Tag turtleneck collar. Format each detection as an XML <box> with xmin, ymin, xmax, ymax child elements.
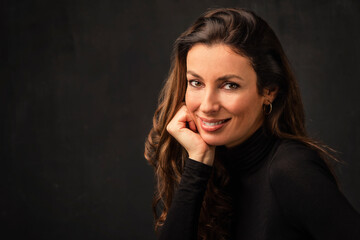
<box><xmin>215</xmin><ymin>127</ymin><xmax>278</xmax><ymax>176</ymax></box>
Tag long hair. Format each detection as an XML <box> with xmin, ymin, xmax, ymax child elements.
<box><xmin>144</xmin><ymin>8</ymin><xmax>337</xmax><ymax>240</ymax></box>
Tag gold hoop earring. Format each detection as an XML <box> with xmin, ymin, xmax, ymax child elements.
<box><xmin>263</xmin><ymin>102</ymin><xmax>272</xmax><ymax>115</ymax></box>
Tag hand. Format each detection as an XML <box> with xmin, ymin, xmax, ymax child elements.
<box><xmin>166</xmin><ymin>105</ymin><xmax>215</xmax><ymax>166</ymax></box>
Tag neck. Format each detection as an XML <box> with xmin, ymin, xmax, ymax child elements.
<box><xmin>216</xmin><ymin>126</ymin><xmax>277</xmax><ymax>175</ymax></box>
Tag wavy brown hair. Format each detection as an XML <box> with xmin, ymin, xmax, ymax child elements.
<box><xmin>144</xmin><ymin>8</ymin><xmax>337</xmax><ymax>240</ymax></box>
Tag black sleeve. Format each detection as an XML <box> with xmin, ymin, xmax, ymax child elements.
<box><xmin>159</xmin><ymin>158</ymin><xmax>212</xmax><ymax>240</ymax></box>
<box><xmin>269</xmin><ymin>143</ymin><xmax>360</xmax><ymax>239</ymax></box>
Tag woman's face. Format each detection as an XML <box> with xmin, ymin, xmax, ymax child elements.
<box><xmin>185</xmin><ymin>43</ymin><xmax>271</xmax><ymax>147</ymax></box>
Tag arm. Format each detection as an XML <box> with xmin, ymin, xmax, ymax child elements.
<box><xmin>160</xmin><ymin>105</ymin><xmax>215</xmax><ymax>239</ymax></box>
<box><xmin>159</xmin><ymin>158</ymin><xmax>212</xmax><ymax>240</ymax></box>
<box><xmin>269</xmin><ymin>143</ymin><xmax>360</xmax><ymax>239</ymax></box>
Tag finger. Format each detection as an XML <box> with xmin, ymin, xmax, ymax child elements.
<box><xmin>181</xmin><ymin>105</ymin><xmax>197</xmax><ymax>132</ymax></box>
<box><xmin>173</xmin><ymin>106</ymin><xmax>190</xmax><ymax>127</ymax></box>
<box><xmin>181</xmin><ymin>107</ymin><xmax>197</xmax><ymax>132</ymax></box>
<box><xmin>188</xmin><ymin>119</ymin><xmax>197</xmax><ymax>132</ymax></box>
<box><xmin>167</xmin><ymin>106</ymin><xmax>189</xmax><ymax>133</ymax></box>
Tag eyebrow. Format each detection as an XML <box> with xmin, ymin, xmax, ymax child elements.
<box><xmin>186</xmin><ymin>70</ymin><xmax>244</xmax><ymax>82</ymax></box>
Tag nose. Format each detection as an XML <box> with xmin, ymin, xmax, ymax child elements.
<box><xmin>199</xmin><ymin>89</ymin><xmax>220</xmax><ymax>114</ymax></box>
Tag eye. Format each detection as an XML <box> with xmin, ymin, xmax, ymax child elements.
<box><xmin>223</xmin><ymin>82</ymin><xmax>239</xmax><ymax>90</ymax></box>
<box><xmin>188</xmin><ymin>80</ymin><xmax>202</xmax><ymax>88</ymax></box>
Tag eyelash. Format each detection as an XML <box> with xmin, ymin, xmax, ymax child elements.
<box><xmin>223</xmin><ymin>82</ymin><xmax>239</xmax><ymax>90</ymax></box>
<box><xmin>188</xmin><ymin>80</ymin><xmax>202</xmax><ymax>88</ymax></box>
<box><xmin>187</xmin><ymin>80</ymin><xmax>240</xmax><ymax>90</ymax></box>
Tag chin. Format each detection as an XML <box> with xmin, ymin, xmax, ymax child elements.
<box><xmin>200</xmin><ymin>135</ymin><xmax>229</xmax><ymax>146</ymax></box>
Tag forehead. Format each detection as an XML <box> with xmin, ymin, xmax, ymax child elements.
<box><xmin>186</xmin><ymin>43</ymin><xmax>254</xmax><ymax>78</ymax></box>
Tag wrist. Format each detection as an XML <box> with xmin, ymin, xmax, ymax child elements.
<box><xmin>189</xmin><ymin>150</ymin><xmax>215</xmax><ymax>166</ymax></box>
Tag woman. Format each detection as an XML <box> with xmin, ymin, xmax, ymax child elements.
<box><xmin>144</xmin><ymin>8</ymin><xmax>360</xmax><ymax>240</ymax></box>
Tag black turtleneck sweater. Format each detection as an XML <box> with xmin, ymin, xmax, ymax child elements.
<box><xmin>158</xmin><ymin>129</ymin><xmax>360</xmax><ymax>240</ymax></box>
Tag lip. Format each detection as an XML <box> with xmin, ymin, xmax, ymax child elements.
<box><xmin>198</xmin><ymin>116</ymin><xmax>231</xmax><ymax>132</ymax></box>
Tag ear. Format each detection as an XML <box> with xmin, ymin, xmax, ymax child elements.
<box><xmin>263</xmin><ymin>87</ymin><xmax>278</xmax><ymax>103</ymax></box>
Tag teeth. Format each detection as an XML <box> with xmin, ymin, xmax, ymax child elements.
<box><xmin>202</xmin><ymin>120</ymin><xmax>226</xmax><ymax>126</ymax></box>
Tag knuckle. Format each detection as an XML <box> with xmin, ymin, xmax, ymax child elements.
<box><xmin>166</xmin><ymin>122</ymin><xmax>173</xmax><ymax>133</ymax></box>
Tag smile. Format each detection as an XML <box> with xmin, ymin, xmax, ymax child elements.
<box><xmin>202</xmin><ymin>119</ymin><xmax>228</xmax><ymax>126</ymax></box>
<box><xmin>199</xmin><ymin>117</ymin><xmax>231</xmax><ymax>132</ymax></box>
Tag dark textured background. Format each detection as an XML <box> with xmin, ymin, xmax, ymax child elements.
<box><xmin>1</xmin><ymin>0</ymin><xmax>359</xmax><ymax>239</ymax></box>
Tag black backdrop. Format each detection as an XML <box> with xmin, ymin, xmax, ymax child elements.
<box><xmin>1</xmin><ymin>0</ymin><xmax>360</xmax><ymax>239</ymax></box>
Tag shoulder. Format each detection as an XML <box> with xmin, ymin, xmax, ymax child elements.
<box><xmin>268</xmin><ymin>139</ymin><xmax>336</xmax><ymax>187</ymax></box>
<box><xmin>272</xmin><ymin>139</ymin><xmax>321</xmax><ymax>165</ymax></box>
<box><xmin>266</xmin><ymin>140</ymin><xmax>360</xmax><ymax>237</ymax></box>
<box><xmin>267</xmin><ymin>139</ymin><xmax>337</xmax><ymax>219</ymax></box>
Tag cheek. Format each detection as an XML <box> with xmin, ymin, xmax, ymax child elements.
<box><xmin>225</xmin><ymin>95</ymin><xmax>263</xmax><ymax>117</ymax></box>
<box><xmin>185</xmin><ymin>91</ymin><xmax>199</xmax><ymax>112</ymax></box>
<box><xmin>226</xmin><ymin>101</ymin><xmax>244</xmax><ymax>115</ymax></box>
<box><xmin>223</xmin><ymin>95</ymin><xmax>248</xmax><ymax>116</ymax></box>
